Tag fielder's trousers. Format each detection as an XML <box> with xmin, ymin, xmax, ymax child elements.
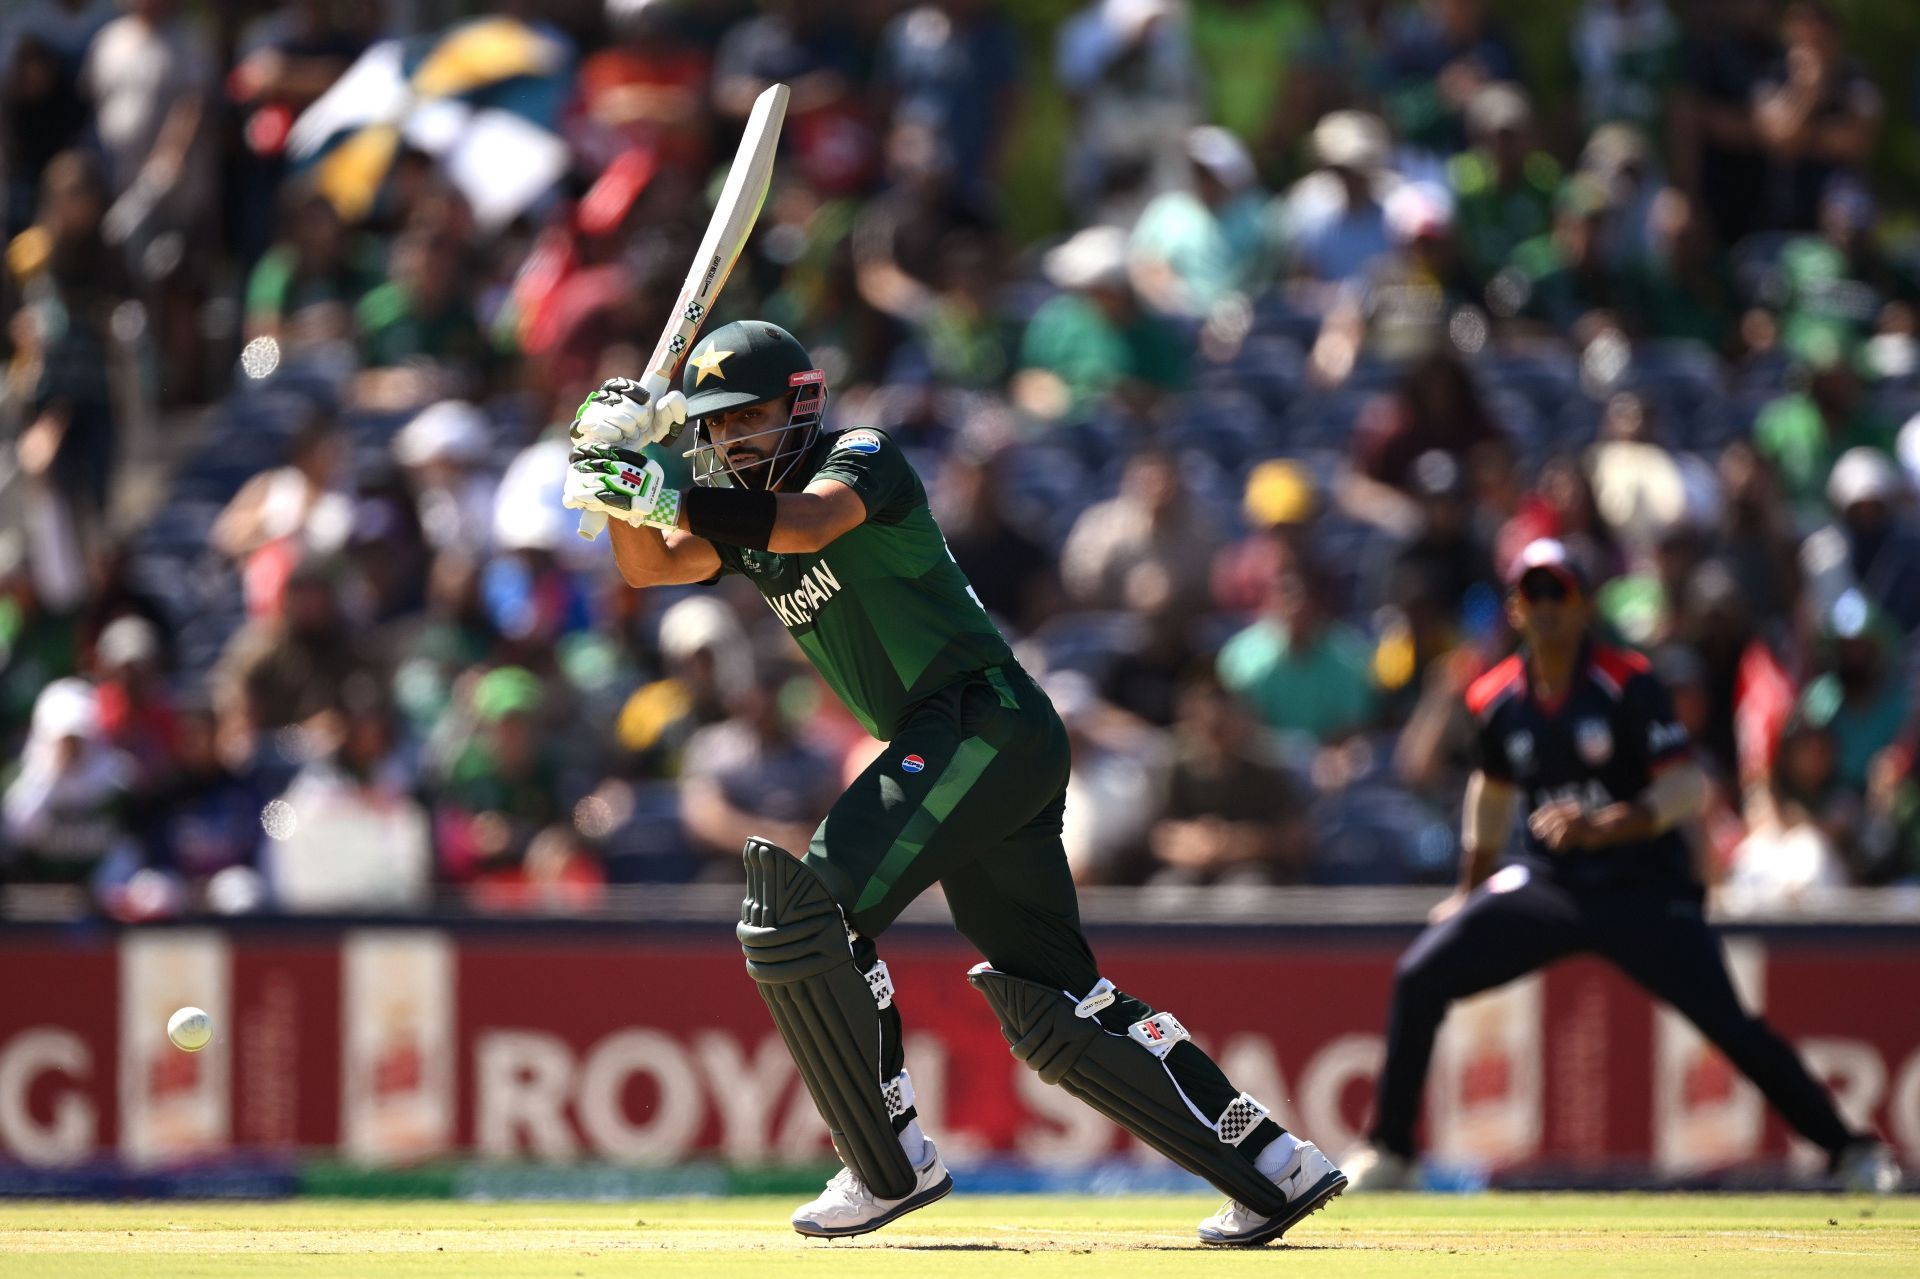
<box><xmin>1368</xmin><ymin>865</ymin><xmax>1856</xmax><ymax>1160</ymax></box>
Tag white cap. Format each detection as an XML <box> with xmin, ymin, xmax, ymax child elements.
<box><xmin>1043</xmin><ymin>225</ymin><xmax>1132</xmax><ymax>291</ymax></box>
<box><xmin>1312</xmin><ymin>110</ymin><xmax>1390</xmax><ymax>172</ymax></box>
<box><xmin>658</xmin><ymin>596</ymin><xmax>752</xmax><ymax>697</ymax></box>
<box><xmin>395</xmin><ymin>400</ymin><xmax>490</xmax><ymax>468</ymax></box>
<box><xmin>1466</xmin><ymin>82</ymin><xmax>1532</xmax><ymax>139</ymax></box>
<box><xmin>32</xmin><ymin>677</ymin><xmax>99</xmax><ymax>743</ymax></box>
<box><xmin>97</xmin><ymin>615</ymin><xmax>161</xmax><ymax>669</ymax></box>
<box><xmin>1385</xmin><ymin>181</ymin><xmax>1454</xmax><ymax>243</ymax></box>
<box><xmin>1827</xmin><ymin>447</ymin><xmax>1901</xmax><ymax>510</ymax></box>
<box><xmin>1184</xmin><ymin>125</ymin><xmax>1255</xmax><ymax>191</ymax></box>
<box><xmin>1102</xmin><ymin>0</ymin><xmax>1176</xmax><ymax>40</ymax></box>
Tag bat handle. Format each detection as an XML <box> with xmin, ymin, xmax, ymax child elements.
<box><xmin>577</xmin><ymin>510</ymin><xmax>609</xmax><ymax>540</ymax></box>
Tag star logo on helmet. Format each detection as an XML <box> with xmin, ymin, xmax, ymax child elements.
<box><xmin>689</xmin><ymin>344</ymin><xmax>733</xmax><ymax>385</ymax></box>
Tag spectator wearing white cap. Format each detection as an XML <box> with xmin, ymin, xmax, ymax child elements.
<box><xmin>394</xmin><ymin>399</ymin><xmax>498</xmax><ymax>553</ymax></box>
<box><xmin>1310</xmin><ymin>180</ymin><xmax>1468</xmax><ymax>384</ymax></box>
<box><xmin>3</xmin><ymin>677</ymin><xmax>140</xmax><ymax>892</ymax></box>
<box><xmin>92</xmin><ymin>614</ymin><xmax>178</xmax><ymax>794</ymax></box>
<box><xmin>1129</xmin><ymin>124</ymin><xmax>1269</xmax><ymax>317</ymax></box>
<box><xmin>1013</xmin><ymin>224</ymin><xmax>1191</xmax><ymax>423</ymax></box>
<box><xmin>1271</xmin><ymin>110</ymin><xmax>1401</xmax><ymax>293</ymax></box>
<box><xmin>1799</xmin><ymin>446</ymin><xmax>1920</xmax><ymax>634</ymax></box>
<box><xmin>1055</xmin><ymin>0</ymin><xmax>1200</xmax><ymax>223</ymax></box>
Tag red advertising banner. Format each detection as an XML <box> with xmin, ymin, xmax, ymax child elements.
<box><xmin>3</xmin><ymin>926</ymin><xmax>1917</xmax><ymax>1179</ymax></box>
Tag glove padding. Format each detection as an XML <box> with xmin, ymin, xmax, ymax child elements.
<box><xmin>562</xmin><ymin>445</ymin><xmax>683</xmax><ymax>531</ymax></box>
<box><xmin>571</xmin><ymin>377</ymin><xmax>688</xmax><ymax>450</ymax></box>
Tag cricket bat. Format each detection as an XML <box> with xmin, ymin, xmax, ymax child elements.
<box><xmin>578</xmin><ymin>82</ymin><xmax>791</xmax><ymax>539</ymax></box>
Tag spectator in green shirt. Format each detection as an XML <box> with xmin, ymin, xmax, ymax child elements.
<box><xmin>1501</xmin><ymin>175</ymin><xmax>1627</xmax><ymax>335</ymax></box>
<box><xmin>1767</xmin><ymin>179</ymin><xmax>1918</xmax><ymax>367</ymax></box>
<box><xmin>245</xmin><ymin>189</ymin><xmax>379</xmax><ymax>347</ymax></box>
<box><xmin>1448</xmin><ymin>82</ymin><xmax>1559</xmax><ymax>288</ymax></box>
<box><xmin>1130</xmin><ymin>125</ymin><xmax>1270</xmax><ymax>317</ymax></box>
<box><xmin>1753</xmin><ymin>356</ymin><xmax>1896</xmax><ymax>527</ymax></box>
<box><xmin>355</xmin><ymin>228</ymin><xmax>486</xmax><ymax>372</ymax></box>
<box><xmin>1218</xmin><ymin>555</ymin><xmax>1378</xmax><ymax>747</ymax></box>
<box><xmin>1014</xmin><ymin>225</ymin><xmax>1190</xmax><ymax>424</ymax></box>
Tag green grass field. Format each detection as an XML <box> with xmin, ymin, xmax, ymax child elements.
<box><xmin>2</xmin><ymin>1194</ymin><xmax>1916</xmax><ymax>1278</ymax></box>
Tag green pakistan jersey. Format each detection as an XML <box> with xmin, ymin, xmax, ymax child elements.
<box><xmin>709</xmin><ymin>427</ymin><xmax>1014</xmax><ymax>740</ymax></box>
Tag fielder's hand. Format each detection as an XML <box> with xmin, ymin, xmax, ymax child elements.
<box><xmin>571</xmin><ymin>377</ymin><xmax>688</xmax><ymax>450</ymax></box>
<box><xmin>563</xmin><ymin>445</ymin><xmax>682</xmax><ymax>531</ymax></box>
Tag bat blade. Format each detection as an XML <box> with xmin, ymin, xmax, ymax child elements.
<box><xmin>578</xmin><ymin>82</ymin><xmax>790</xmax><ymax>539</ymax></box>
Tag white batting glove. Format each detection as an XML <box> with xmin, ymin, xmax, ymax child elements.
<box><xmin>570</xmin><ymin>377</ymin><xmax>688</xmax><ymax>450</ymax></box>
<box><xmin>563</xmin><ymin>445</ymin><xmax>682</xmax><ymax>531</ymax></box>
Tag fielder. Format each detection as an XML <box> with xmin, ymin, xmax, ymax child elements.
<box><xmin>563</xmin><ymin>320</ymin><xmax>1346</xmax><ymax>1243</ymax></box>
<box><xmin>1344</xmin><ymin>538</ymin><xmax>1902</xmax><ymax>1194</ymax></box>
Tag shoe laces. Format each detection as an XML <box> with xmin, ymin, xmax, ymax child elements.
<box><xmin>825</xmin><ymin>1166</ymin><xmax>874</xmax><ymax>1206</ymax></box>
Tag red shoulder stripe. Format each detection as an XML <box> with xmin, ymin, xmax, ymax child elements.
<box><xmin>1588</xmin><ymin>645</ymin><xmax>1650</xmax><ymax>699</ymax></box>
<box><xmin>1465</xmin><ymin>654</ymin><xmax>1525</xmax><ymax>718</ymax></box>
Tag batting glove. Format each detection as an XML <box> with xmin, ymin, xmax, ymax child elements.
<box><xmin>563</xmin><ymin>445</ymin><xmax>682</xmax><ymax>531</ymax></box>
<box><xmin>571</xmin><ymin>377</ymin><xmax>688</xmax><ymax>450</ymax></box>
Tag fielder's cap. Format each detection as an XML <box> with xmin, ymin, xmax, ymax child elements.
<box><xmin>1507</xmin><ymin>537</ymin><xmax>1587</xmax><ymax>595</ymax></box>
<box><xmin>1466</xmin><ymin>82</ymin><xmax>1532</xmax><ymax>139</ymax></box>
<box><xmin>1184</xmin><ymin>125</ymin><xmax>1255</xmax><ymax>191</ymax></box>
<box><xmin>1828</xmin><ymin>446</ymin><xmax>1900</xmax><ymax>510</ymax></box>
<box><xmin>1312</xmin><ymin>111</ymin><xmax>1390</xmax><ymax>173</ymax></box>
<box><xmin>1043</xmin><ymin>225</ymin><xmax>1132</xmax><ymax>292</ymax></box>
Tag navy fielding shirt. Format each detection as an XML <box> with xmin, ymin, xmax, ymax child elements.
<box><xmin>1466</xmin><ymin>642</ymin><xmax>1696</xmax><ymax>891</ymax></box>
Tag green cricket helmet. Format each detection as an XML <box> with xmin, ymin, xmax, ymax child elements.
<box><xmin>680</xmin><ymin>320</ymin><xmax>826</xmax><ymax>491</ymax></box>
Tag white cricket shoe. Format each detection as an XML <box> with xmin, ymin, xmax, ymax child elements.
<box><xmin>1835</xmin><ymin>1141</ymin><xmax>1902</xmax><ymax>1195</ymax></box>
<box><xmin>790</xmin><ymin>1141</ymin><xmax>953</xmax><ymax>1239</ymax></box>
<box><xmin>1197</xmin><ymin>1139</ymin><xmax>1347</xmax><ymax>1247</ymax></box>
<box><xmin>1342</xmin><ymin>1143</ymin><xmax>1417</xmax><ymax>1192</ymax></box>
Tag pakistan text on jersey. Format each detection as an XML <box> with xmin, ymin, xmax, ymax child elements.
<box><xmin>768</xmin><ymin>560</ymin><xmax>843</xmax><ymax>629</ymax></box>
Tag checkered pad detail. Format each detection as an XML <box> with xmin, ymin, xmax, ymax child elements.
<box><xmin>1216</xmin><ymin>1093</ymin><xmax>1269</xmax><ymax>1147</ymax></box>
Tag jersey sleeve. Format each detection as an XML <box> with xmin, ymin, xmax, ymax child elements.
<box><xmin>810</xmin><ymin>428</ymin><xmax>918</xmax><ymax>523</ymax></box>
<box><xmin>1623</xmin><ymin>670</ymin><xmax>1692</xmax><ymax>773</ymax></box>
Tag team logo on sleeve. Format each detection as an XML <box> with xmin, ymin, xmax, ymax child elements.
<box><xmin>1506</xmin><ymin>730</ymin><xmax>1534</xmax><ymax>773</ymax></box>
<box><xmin>1576</xmin><ymin>718</ymin><xmax>1614</xmax><ymax>766</ymax></box>
<box><xmin>901</xmin><ymin>754</ymin><xmax>926</xmax><ymax>774</ymax></box>
<box><xmin>834</xmin><ymin>429</ymin><xmax>883</xmax><ymax>455</ymax></box>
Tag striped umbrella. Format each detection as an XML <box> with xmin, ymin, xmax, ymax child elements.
<box><xmin>287</xmin><ymin>17</ymin><xmax>572</xmax><ymax>232</ymax></box>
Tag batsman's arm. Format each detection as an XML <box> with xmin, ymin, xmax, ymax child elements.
<box><xmin>607</xmin><ymin>519</ymin><xmax>723</xmax><ymax>588</ymax></box>
<box><xmin>671</xmin><ymin>479</ymin><xmax>867</xmax><ymax>555</ymax></box>
<box><xmin>1458</xmin><ymin>769</ymin><xmax>1517</xmax><ymax>892</ymax></box>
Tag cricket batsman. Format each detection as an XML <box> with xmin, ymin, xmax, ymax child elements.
<box><xmin>562</xmin><ymin>320</ymin><xmax>1346</xmax><ymax>1243</ymax></box>
<box><xmin>1343</xmin><ymin>538</ymin><xmax>1902</xmax><ymax>1194</ymax></box>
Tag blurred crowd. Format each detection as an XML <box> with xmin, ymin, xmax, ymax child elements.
<box><xmin>4</xmin><ymin>0</ymin><xmax>1920</xmax><ymax>918</ymax></box>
